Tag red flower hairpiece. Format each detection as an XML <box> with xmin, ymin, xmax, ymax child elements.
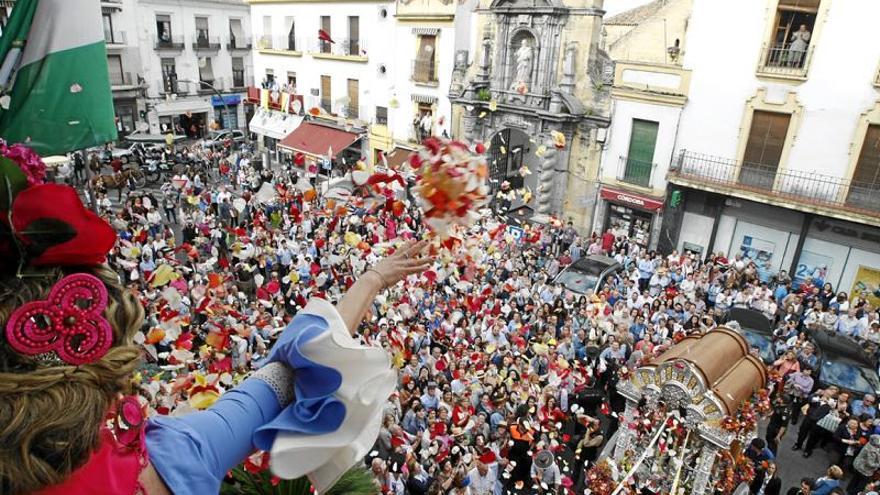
<box><xmin>5</xmin><ymin>273</ymin><xmax>113</xmax><ymax>365</ymax></box>
<box><xmin>0</xmin><ymin>143</ymin><xmax>116</xmax><ymax>271</ymax></box>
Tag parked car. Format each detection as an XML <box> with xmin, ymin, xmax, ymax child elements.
<box><xmin>808</xmin><ymin>329</ymin><xmax>880</xmax><ymax>398</ymax></box>
<box><xmin>553</xmin><ymin>255</ymin><xmax>622</xmax><ymax>296</ymax></box>
<box><xmin>201</xmin><ymin>129</ymin><xmax>246</xmax><ymax>149</ymax></box>
<box><xmin>725</xmin><ymin>308</ymin><xmax>776</xmax><ymax>364</ymax></box>
<box><xmin>124</xmin><ymin>130</ymin><xmax>186</xmax><ymax>144</ymax></box>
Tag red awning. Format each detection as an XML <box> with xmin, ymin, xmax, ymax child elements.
<box><xmin>384</xmin><ymin>147</ymin><xmax>414</xmax><ymax>169</ymax></box>
<box><xmin>278</xmin><ymin>122</ymin><xmax>360</xmax><ymax>158</ymax></box>
<box><xmin>600</xmin><ymin>186</ymin><xmax>664</xmax><ymax>211</ymax></box>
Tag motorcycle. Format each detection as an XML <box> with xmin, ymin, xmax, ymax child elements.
<box><xmin>144</xmin><ymin>159</ymin><xmax>176</xmax><ymax>184</ymax></box>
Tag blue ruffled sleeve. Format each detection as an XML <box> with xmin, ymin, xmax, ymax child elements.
<box><xmin>145</xmin><ymin>377</ymin><xmax>283</xmax><ymax>495</ymax></box>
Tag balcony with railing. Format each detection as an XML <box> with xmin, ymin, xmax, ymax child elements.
<box><xmin>617</xmin><ymin>156</ymin><xmax>655</xmax><ymax>188</ymax></box>
<box><xmin>110</xmin><ymin>72</ymin><xmax>135</xmax><ymax>88</ymax></box>
<box><xmin>670</xmin><ymin>150</ymin><xmax>880</xmax><ymax>217</ymax></box>
<box><xmin>258</xmin><ymin>36</ymin><xmax>303</xmax><ymax>55</ymax></box>
<box><xmin>154</xmin><ymin>35</ymin><xmax>184</xmax><ymax>51</ymax></box>
<box><xmin>192</xmin><ymin>35</ymin><xmax>221</xmax><ymax>52</ymax></box>
<box><xmin>310</xmin><ymin>38</ymin><xmax>368</xmax><ymax>62</ymax></box>
<box><xmin>245</xmin><ymin>86</ymin><xmax>305</xmax><ymax>114</ymax></box>
<box><xmin>157</xmin><ymin>76</ymin><xmax>179</xmax><ymax>95</ymax></box>
<box><xmin>227</xmin><ymin>35</ymin><xmax>252</xmax><ymax>51</ymax></box>
<box><xmin>105</xmin><ymin>30</ymin><xmax>127</xmax><ymax>46</ymax></box>
<box><xmin>756</xmin><ymin>42</ymin><xmax>814</xmax><ymax>80</ymax></box>
<box><xmin>411</xmin><ymin>59</ymin><xmax>438</xmax><ymax>86</ymax></box>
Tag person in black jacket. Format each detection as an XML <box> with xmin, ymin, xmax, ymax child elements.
<box><xmin>405</xmin><ymin>459</ymin><xmax>434</xmax><ymax>495</ymax></box>
<box><xmin>750</xmin><ymin>460</ymin><xmax>782</xmax><ymax>495</ymax></box>
<box><xmin>786</xmin><ymin>477</ymin><xmax>815</xmax><ymax>495</ymax></box>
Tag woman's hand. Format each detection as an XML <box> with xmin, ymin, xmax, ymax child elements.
<box><xmin>370</xmin><ymin>240</ymin><xmax>434</xmax><ymax>288</ymax></box>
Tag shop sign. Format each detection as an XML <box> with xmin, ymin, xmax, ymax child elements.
<box><xmin>812</xmin><ymin>218</ymin><xmax>880</xmax><ymax>247</ymax></box>
<box><xmin>600</xmin><ymin>187</ymin><xmax>664</xmax><ymax>211</ymax></box>
<box><xmin>211</xmin><ymin>94</ymin><xmax>241</xmax><ymax>107</ymax></box>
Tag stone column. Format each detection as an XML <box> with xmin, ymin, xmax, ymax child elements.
<box><xmin>691</xmin><ymin>442</ymin><xmax>719</xmax><ymax>495</ymax></box>
<box><xmin>537</xmin><ymin>136</ymin><xmax>557</xmax><ymax>215</ymax></box>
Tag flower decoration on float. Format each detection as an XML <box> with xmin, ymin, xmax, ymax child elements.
<box><xmin>410</xmin><ymin>137</ymin><xmax>489</xmax><ymax>240</ymax></box>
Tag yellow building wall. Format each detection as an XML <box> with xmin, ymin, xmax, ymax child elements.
<box><xmin>607</xmin><ymin>0</ymin><xmax>692</xmax><ymax>65</ymax></box>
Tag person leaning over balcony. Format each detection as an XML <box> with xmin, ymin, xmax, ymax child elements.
<box><xmin>788</xmin><ymin>24</ymin><xmax>811</xmax><ymax>67</ymax></box>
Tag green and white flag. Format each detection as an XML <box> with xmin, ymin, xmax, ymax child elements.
<box><xmin>0</xmin><ymin>0</ymin><xmax>117</xmax><ymax>155</ymax></box>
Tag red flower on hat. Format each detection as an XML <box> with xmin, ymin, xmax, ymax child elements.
<box><xmin>4</xmin><ymin>183</ymin><xmax>116</xmax><ymax>266</ymax></box>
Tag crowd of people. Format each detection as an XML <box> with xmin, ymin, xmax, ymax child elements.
<box><xmin>82</xmin><ymin>138</ymin><xmax>880</xmax><ymax>495</ymax></box>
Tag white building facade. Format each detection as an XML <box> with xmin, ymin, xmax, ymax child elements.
<box><xmin>248</xmin><ymin>0</ymin><xmax>472</xmax><ymax>165</ymax></box>
<box><xmin>659</xmin><ymin>0</ymin><xmax>880</xmax><ymax>296</ymax></box>
<box><xmin>594</xmin><ymin>0</ymin><xmax>691</xmax><ymax>250</ymax></box>
<box><xmin>135</xmin><ymin>0</ymin><xmax>252</xmax><ymax>137</ymax></box>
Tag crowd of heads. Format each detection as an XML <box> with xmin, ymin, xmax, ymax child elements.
<box><xmin>84</xmin><ymin>139</ymin><xmax>880</xmax><ymax>494</ymax></box>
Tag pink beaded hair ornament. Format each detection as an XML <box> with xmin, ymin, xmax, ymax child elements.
<box><xmin>5</xmin><ymin>273</ymin><xmax>114</xmax><ymax>366</ymax></box>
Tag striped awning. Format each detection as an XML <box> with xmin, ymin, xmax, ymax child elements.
<box><xmin>411</xmin><ymin>28</ymin><xmax>439</xmax><ymax>36</ymax></box>
<box><xmin>411</xmin><ymin>94</ymin><xmax>438</xmax><ymax>104</ymax></box>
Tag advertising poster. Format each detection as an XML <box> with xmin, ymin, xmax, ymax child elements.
<box><xmin>793</xmin><ymin>250</ymin><xmax>833</xmax><ymax>288</ymax></box>
<box><xmin>850</xmin><ymin>265</ymin><xmax>880</xmax><ymax>308</ymax></box>
<box><xmin>739</xmin><ymin>235</ymin><xmax>776</xmax><ymax>282</ymax></box>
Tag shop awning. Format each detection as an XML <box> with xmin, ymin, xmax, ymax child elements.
<box><xmin>279</xmin><ymin>122</ymin><xmax>361</xmax><ymax>158</ymax></box>
<box><xmin>384</xmin><ymin>147</ymin><xmax>414</xmax><ymax>169</ymax></box>
<box><xmin>600</xmin><ymin>186</ymin><xmax>664</xmax><ymax>211</ymax></box>
<box><xmin>248</xmin><ymin>111</ymin><xmax>303</xmax><ymax>140</ymax></box>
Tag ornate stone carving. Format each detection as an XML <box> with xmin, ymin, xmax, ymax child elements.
<box><xmin>614</xmin><ymin>399</ymin><xmax>640</xmax><ymax>462</ymax></box>
<box><xmin>536</xmin><ymin>135</ymin><xmax>558</xmax><ymax>215</ymax></box>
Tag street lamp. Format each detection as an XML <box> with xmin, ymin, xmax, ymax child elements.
<box><xmin>177</xmin><ymin>78</ymin><xmax>231</xmax><ymax>130</ymax></box>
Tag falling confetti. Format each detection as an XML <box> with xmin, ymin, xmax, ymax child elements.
<box><xmin>488</xmin><ymin>99</ymin><xmax>498</xmax><ymax>112</ymax></box>
<box><xmin>411</xmin><ymin>138</ymin><xmax>490</xmax><ymax>239</ymax></box>
<box><xmin>479</xmin><ymin>111</ymin><xmax>487</xmax><ymax>118</ymax></box>
<box><xmin>551</xmin><ymin>130</ymin><xmax>566</xmax><ymax>149</ymax></box>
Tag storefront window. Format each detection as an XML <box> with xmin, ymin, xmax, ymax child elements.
<box><xmin>606</xmin><ymin>204</ymin><xmax>652</xmax><ymax>247</ymax></box>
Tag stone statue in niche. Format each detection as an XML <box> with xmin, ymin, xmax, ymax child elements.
<box><xmin>512</xmin><ymin>39</ymin><xmax>534</xmax><ymax>85</ymax></box>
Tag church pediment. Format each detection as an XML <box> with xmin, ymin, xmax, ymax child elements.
<box><xmin>489</xmin><ymin>0</ymin><xmax>556</xmax><ymax>10</ymax></box>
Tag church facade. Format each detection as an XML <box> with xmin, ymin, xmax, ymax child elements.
<box><xmin>449</xmin><ymin>0</ymin><xmax>611</xmax><ymax>228</ymax></box>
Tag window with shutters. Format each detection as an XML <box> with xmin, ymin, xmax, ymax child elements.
<box><xmin>285</xmin><ymin>17</ymin><xmax>296</xmax><ymax>51</ymax></box>
<box><xmin>195</xmin><ymin>17</ymin><xmax>209</xmax><ymax>46</ymax></box>
<box><xmin>321</xmin><ymin>75</ymin><xmax>331</xmax><ymax>112</ymax></box>
<box><xmin>260</xmin><ymin>16</ymin><xmax>272</xmax><ymax>48</ymax></box>
<box><xmin>348</xmin><ymin>17</ymin><xmax>359</xmax><ymax>56</ymax></box>
<box><xmin>156</xmin><ymin>14</ymin><xmax>172</xmax><ymax>42</ymax></box>
<box><xmin>413</xmin><ymin>35</ymin><xmax>437</xmax><ymax>84</ymax></box>
<box><xmin>287</xmin><ymin>72</ymin><xmax>297</xmax><ymax>90</ymax></box>
<box><xmin>759</xmin><ymin>0</ymin><xmax>819</xmax><ymax>77</ymax></box>
<box><xmin>161</xmin><ymin>58</ymin><xmax>177</xmax><ymax>93</ymax></box>
<box><xmin>739</xmin><ymin>110</ymin><xmax>791</xmax><ymax>190</ymax></box>
<box><xmin>347</xmin><ymin>79</ymin><xmax>359</xmax><ymax>119</ymax></box>
<box><xmin>320</xmin><ymin>16</ymin><xmax>331</xmax><ymax>54</ymax></box>
<box><xmin>232</xmin><ymin>58</ymin><xmax>245</xmax><ymax>88</ymax></box>
<box><xmin>199</xmin><ymin>57</ymin><xmax>214</xmax><ymax>86</ymax></box>
<box><xmin>375</xmin><ymin>106</ymin><xmax>388</xmax><ymax>125</ymax></box>
<box><xmin>622</xmin><ymin>119</ymin><xmax>658</xmax><ymax>188</ymax></box>
<box><xmin>229</xmin><ymin>19</ymin><xmax>245</xmax><ymax>49</ymax></box>
<box><xmin>846</xmin><ymin>124</ymin><xmax>880</xmax><ymax>209</ymax></box>
<box><xmin>107</xmin><ymin>55</ymin><xmax>124</xmax><ymax>86</ymax></box>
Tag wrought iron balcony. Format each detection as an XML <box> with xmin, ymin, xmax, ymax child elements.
<box><xmin>157</xmin><ymin>77</ymin><xmax>179</xmax><ymax>95</ymax></box>
<box><xmin>192</xmin><ymin>35</ymin><xmax>221</xmax><ymax>52</ymax></box>
<box><xmin>412</xmin><ymin>59</ymin><xmax>439</xmax><ymax>85</ymax></box>
<box><xmin>618</xmin><ymin>155</ymin><xmax>655</xmax><ymax>188</ymax></box>
<box><xmin>310</xmin><ymin>38</ymin><xmax>367</xmax><ymax>59</ymax></box>
<box><xmin>227</xmin><ymin>35</ymin><xmax>252</xmax><ymax>51</ymax></box>
<box><xmin>757</xmin><ymin>42</ymin><xmax>813</xmax><ymax>79</ymax></box>
<box><xmin>154</xmin><ymin>35</ymin><xmax>184</xmax><ymax>51</ymax></box>
<box><xmin>670</xmin><ymin>150</ymin><xmax>880</xmax><ymax>217</ymax></box>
